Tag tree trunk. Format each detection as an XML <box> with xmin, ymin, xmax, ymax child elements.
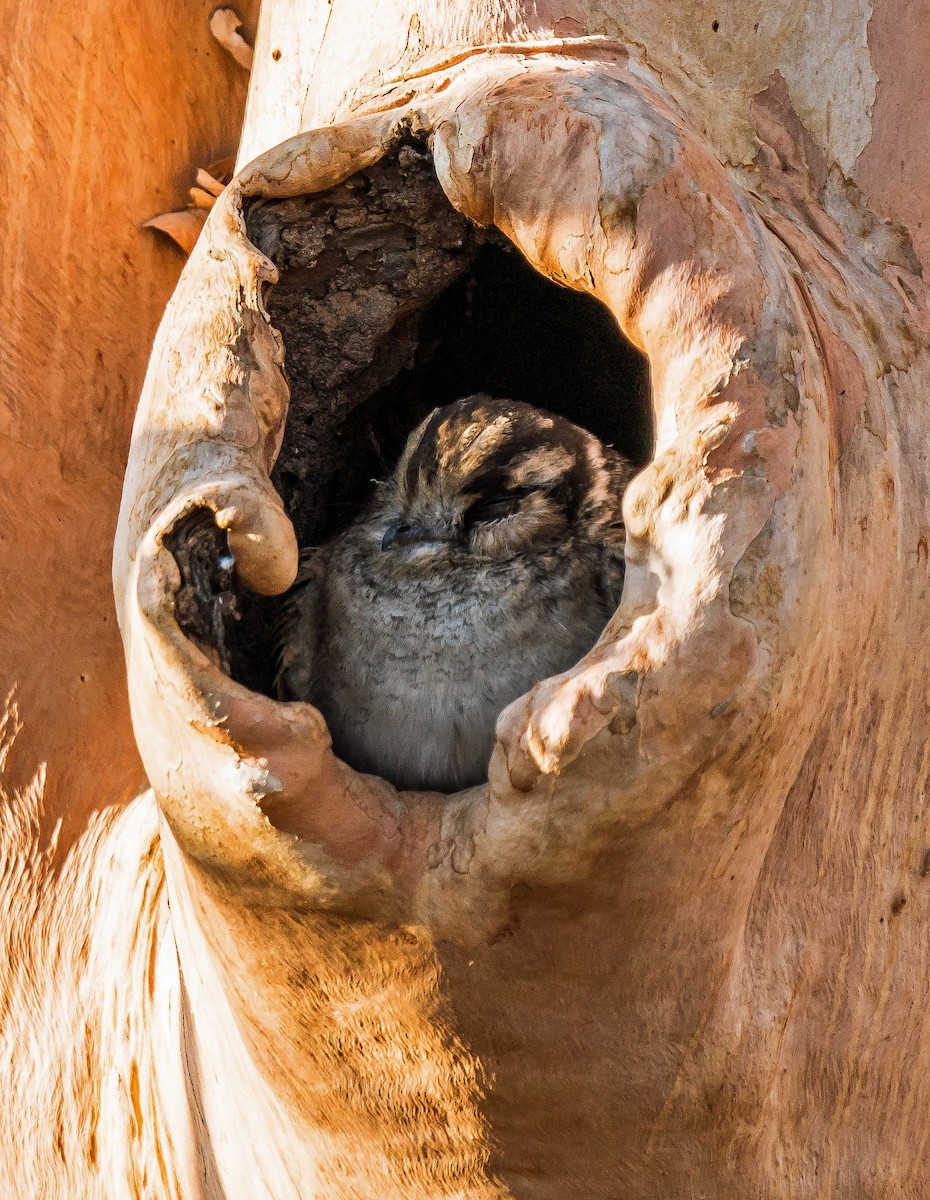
<box><xmin>5</xmin><ymin>2</ymin><xmax>930</xmax><ymax>1198</ymax></box>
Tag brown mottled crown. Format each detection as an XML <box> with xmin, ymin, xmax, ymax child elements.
<box><xmin>395</xmin><ymin>394</ymin><xmax>610</xmax><ymax>523</ymax></box>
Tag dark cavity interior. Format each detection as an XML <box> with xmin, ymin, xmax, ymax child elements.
<box><xmin>170</xmin><ymin>133</ymin><xmax>652</xmax><ymax>696</ymax></box>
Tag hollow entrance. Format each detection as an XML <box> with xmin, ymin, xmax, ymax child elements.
<box><xmin>209</xmin><ymin>136</ymin><xmax>652</xmax><ymax>696</ymax></box>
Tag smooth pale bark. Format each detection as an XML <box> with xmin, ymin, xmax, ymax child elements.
<box><xmin>6</xmin><ymin>1</ymin><xmax>930</xmax><ymax>1198</ymax></box>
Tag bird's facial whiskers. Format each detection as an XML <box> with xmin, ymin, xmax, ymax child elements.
<box><xmin>377</xmin><ymin>481</ymin><xmax>574</xmax><ymax>563</ymax></box>
<box><xmin>380</xmin><ymin>517</ymin><xmax>452</xmax><ymax>554</ymax></box>
<box><xmin>378</xmin><ymin>495</ymin><xmax>464</xmax><ymax>560</ymax></box>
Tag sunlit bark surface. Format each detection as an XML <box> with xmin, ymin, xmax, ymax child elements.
<box><xmin>4</xmin><ymin>2</ymin><xmax>930</xmax><ymax>1197</ymax></box>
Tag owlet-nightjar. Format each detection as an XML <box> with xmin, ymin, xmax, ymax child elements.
<box><xmin>277</xmin><ymin>395</ymin><xmax>635</xmax><ymax>792</ymax></box>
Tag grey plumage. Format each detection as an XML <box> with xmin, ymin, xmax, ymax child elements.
<box><xmin>277</xmin><ymin>395</ymin><xmax>634</xmax><ymax>792</ymax></box>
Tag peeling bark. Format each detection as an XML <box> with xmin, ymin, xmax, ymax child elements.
<box><xmin>5</xmin><ymin>2</ymin><xmax>930</xmax><ymax>1198</ymax></box>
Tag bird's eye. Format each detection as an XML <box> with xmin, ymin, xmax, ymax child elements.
<box><xmin>465</xmin><ymin>494</ymin><xmax>523</xmax><ymax>524</ymax></box>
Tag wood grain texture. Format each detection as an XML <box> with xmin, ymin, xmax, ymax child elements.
<box><xmin>0</xmin><ymin>0</ymin><xmax>258</xmax><ymax>849</ymax></box>
<box><xmin>5</xmin><ymin>0</ymin><xmax>930</xmax><ymax>1196</ymax></box>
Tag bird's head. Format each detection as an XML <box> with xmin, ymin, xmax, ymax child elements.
<box><xmin>370</xmin><ymin>395</ymin><xmax>612</xmax><ymax>565</ymax></box>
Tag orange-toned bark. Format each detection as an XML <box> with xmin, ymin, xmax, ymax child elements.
<box><xmin>5</xmin><ymin>2</ymin><xmax>930</xmax><ymax>1197</ymax></box>
<box><xmin>0</xmin><ymin>0</ymin><xmax>258</xmax><ymax>848</ymax></box>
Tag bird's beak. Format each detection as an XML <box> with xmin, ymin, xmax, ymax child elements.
<box><xmin>381</xmin><ymin>518</ymin><xmax>424</xmax><ymax>549</ymax></box>
<box><xmin>381</xmin><ymin>519</ymin><xmax>443</xmax><ymax>551</ymax></box>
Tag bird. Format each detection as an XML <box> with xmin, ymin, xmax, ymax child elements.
<box><xmin>276</xmin><ymin>394</ymin><xmax>635</xmax><ymax>792</ymax></box>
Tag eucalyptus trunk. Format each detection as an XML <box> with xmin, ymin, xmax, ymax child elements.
<box><xmin>3</xmin><ymin>2</ymin><xmax>930</xmax><ymax>1198</ymax></box>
